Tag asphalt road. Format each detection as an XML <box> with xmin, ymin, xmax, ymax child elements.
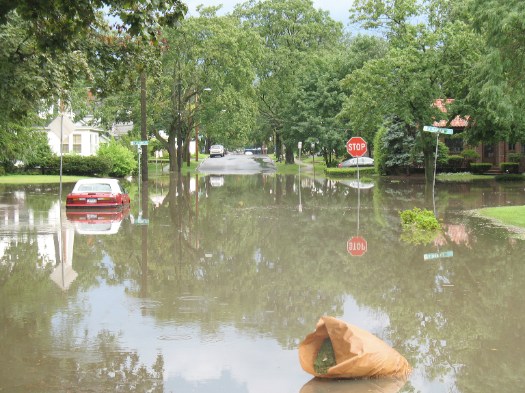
<box><xmin>197</xmin><ymin>153</ymin><xmax>277</xmax><ymax>174</ymax></box>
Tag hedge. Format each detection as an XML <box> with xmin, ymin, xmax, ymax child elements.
<box><xmin>41</xmin><ymin>155</ymin><xmax>112</xmax><ymax>176</ymax></box>
<box><xmin>325</xmin><ymin>167</ymin><xmax>376</xmax><ymax>178</ymax></box>
<box><xmin>468</xmin><ymin>163</ymin><xmax>492</xmax><ymax>174</ymax></box>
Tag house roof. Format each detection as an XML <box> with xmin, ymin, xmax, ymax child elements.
<box><xmin>45</xmin><ymin>115</ymin><xmax>104</xmax><ymax>137</ymax></box>
<box><xmin>433</xmin><ymin>99</ymin><xmax>469</xmax><ymax>128</ymax></box>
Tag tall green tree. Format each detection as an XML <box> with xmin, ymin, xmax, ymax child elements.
<box><xmin>459</xmin><ymin>0</ymin><xmax>525</xmax><ymax>145</ymax></box>
<box><xmin>234</xmin><ymin>0</ymin><xmax>344</xmax><ymax>164</ymax></box>
<box><xmin>340</xmin><ymin>0</ymin><xmax>481</xmax><ymax>184</ymax></box>
<box><xmin>151</xmin><ymin>7</ymin><xmax>262</xmax><ymax>172</ymax></box>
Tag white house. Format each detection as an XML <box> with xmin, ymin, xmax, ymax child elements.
<box><xmin>44</xmin><ymin>114</ymin><xmax>108</xmax><ymax>156</ymax></box>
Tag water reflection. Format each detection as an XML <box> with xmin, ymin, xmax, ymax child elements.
<box><xmin>300</xmin><ymin>377</ymin><xmax>406</xmax><ymax>393</ymax></box>
<box><xmin>1</xmin><ymin>177</ymin><xmax>525</xmax><ymax>392</ymax></box>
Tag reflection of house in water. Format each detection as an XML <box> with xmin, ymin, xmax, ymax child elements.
<box><xmin>0</xmin><ymin>195</ymin><xmax>77</xmax><ymax>290</ymax></box>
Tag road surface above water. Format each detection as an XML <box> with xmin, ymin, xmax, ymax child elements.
<box><xmin>197</xmin><ymin>153</ymin><xmax>277</xmax><ymax>174</ymax></box>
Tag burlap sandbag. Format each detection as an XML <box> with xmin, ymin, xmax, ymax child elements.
<box><xmin>299</xmin><ymin>316</ymin><xmax>411</xmax><ymax>379</ymax></box>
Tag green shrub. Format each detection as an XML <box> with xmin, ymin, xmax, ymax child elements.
<box><xmin>508</xmin><ymin>153</ymin><xmax>522</xmax><ymax>163</ymax></box>
<box><xmin>462</xmin><ymin>149</ymin><xmax>480</xmax><ymax>162</ymax></box>
<box><xmin>447</xmin><ymin>155</ymin><xmax>464</xmax><ymax>167</ymax></box>
<box><xmin>42</xmin><ymin>155</ymin><xmax>112</xmax><ymax>176</ymax></box>
<box><xmin>500</xmin><ymin>162</ymin><xmax>519</xmax><ymax>174</ymax></box>
<box><xmin>468</xmin><ymin>163</ymin><xmax>492</xmax><ymax>174</ymax></box>
<box><xmin>325</xmin><ymin>167</ymin><xmax>376</xmax><ymax>178</ymax></box>
<box><xmin>400</xmin><ymin>208</ymin><xmax>440</xmax><ymax>231</ymax></box>
<box><xmin>399</xmin><ymin>208</ymin><xmax>441</xmax><ymax>245</ymax></box>
<box><xmin>97</xmin><ymin>140</ymin><xmax>137</xmax><ymax>177</ymax></box>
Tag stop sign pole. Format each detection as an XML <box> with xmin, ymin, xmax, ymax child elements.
<box><xmin>345</xmin><ymin>136</ymin><xmax>369</xmax><ymax>257</ymax></box>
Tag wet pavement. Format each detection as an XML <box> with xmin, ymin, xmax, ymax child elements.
<box><xmin>1</xmin><ymin>174</ymin><xmax>525</xmax><ymax>392</ymax></box>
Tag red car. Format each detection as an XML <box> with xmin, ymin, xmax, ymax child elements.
<box><xmin>66</xmin><ymin>178</ymin><xmax>130</xmax><ymax>209</ymax></box>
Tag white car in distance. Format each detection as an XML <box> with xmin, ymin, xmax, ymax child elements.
<box><xmin>209</xmin><ymin>144</ymin><xmax>225</xmax><ymax>157</ymax></box>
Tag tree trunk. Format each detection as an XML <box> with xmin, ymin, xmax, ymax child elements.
<box><xmin>285</xmin><ymin>143</ymin><xmax>294</xmax><ymax>164</ymax></box>
<box><xmin>422</xmin><ymin>132</ymin><xmax>435</xmax><ymax>185</ymax></box>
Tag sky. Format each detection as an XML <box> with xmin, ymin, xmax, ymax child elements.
<box><xmin>184</xmin><ymin>0</ymin><xmax>355</xmax><ymax>29</ymax></box>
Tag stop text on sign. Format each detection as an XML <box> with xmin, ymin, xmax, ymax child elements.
<box><xmin>346</xmin><ymin>137</ymin><xmax>367</xmax><ymax>157</ymax></box>
<box><xmin>347</xmin><ymin>236</ymin><xmax>367</xmax><ymax>257</ymax></box>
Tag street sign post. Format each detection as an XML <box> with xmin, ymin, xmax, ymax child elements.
<box><xmin>131</xmin><ymin>140</ymin><xmax>149</xmax><ymax>146</ymax></box>
<box><xmin>347</xmin><ymin>236</ymin><xmax>367</xmax><ymax>257</ymax></box>
<box><xmin>423</xmin><ymin>126</ymin><xmax>454</xmax><ymax>217</ymax></box>
<box><xmin>346</xmin><ymin>137</ymin><xmax>367</xmax><ymax>157</ymax></box>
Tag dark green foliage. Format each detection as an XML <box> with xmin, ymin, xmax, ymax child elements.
<box><xmin>494</xmin><ymin>174</ymin><xmax>525</xmax><ymax>182</ymax></box>
<box><xmin>314</xmin><ymin>338</ymin><xmax>336</xmax><ymax>375</ymax></box>
<box><xmin>461</xmin><ymin>149</ymin><xmax>480</xmax><ymax>162</ymax></box>
<box><xmin>499</xmin><ymin>163</ymin><xmax>520</xmax><ymax>174</ymax></box>
<box><xmin>41</xmin><ymin>155</ymin><xmax>112</xmax><ymax>177</ymax></box>
<box><xmin>468</xmin><ymin>163</ymin><xmax>492</xmax><ymax>174</ymax></box>
<box><xmin>373</xmin><ymin>117</ymin><xmax>420</xmax><ymax>175</ymax></box>
<box><xmin>444</xmin><ymin>155</ymin><xmax>465</xmax><ymax>171</ymax></box>
<box><xmin>507</xmin><ymin>153</ymin><xmax>522</xmax><ymax>163</ymax></box>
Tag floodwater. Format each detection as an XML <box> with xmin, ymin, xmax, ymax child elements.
<box><xmin>1</xmin><ymin>173</ymin><xmax>525</xmax><ymax>393</ymax></box>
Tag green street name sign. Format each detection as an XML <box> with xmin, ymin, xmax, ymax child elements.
<box><xmin>423</xmin><ymin>250</ymin><xmax>454</xmax><ymax>260</ymax></box>
<box><xmin>131</xmin><ymin>140</ymin><xmax>149</xmax><ymax>146</ymax></box>
<box><xmin>423</xmin><ymin>126</ymin><xmax>453</xmax><ymax>135</ymax></box>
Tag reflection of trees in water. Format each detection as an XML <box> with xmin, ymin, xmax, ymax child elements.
<box><xmin>53</xmin><ymin>330</ymin><xmax>164</xmax><ymax>392</ymax></box>
<box><xmin>0</xmin><ymin>232</ymin><xmax>163</xmax><ymax>391</ymax></box>
<box><xmin>100</xmin><ymin>175</ymin><xmax>525</xmax><ymax>391</ymax></box>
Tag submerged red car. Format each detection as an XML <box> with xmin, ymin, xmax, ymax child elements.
<box><xmin>66</xmin><ymin>178</ymin><xmax>130</xmax><ymax>208</ymax></box>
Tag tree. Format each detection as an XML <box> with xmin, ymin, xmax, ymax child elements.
<box><xmin>340</xmin><ymin>0</ymin><xmax>481</xmax><ymax>184</ymax></box>
<box><xmin>234</xmin><ymin>0</ymin><xmax>344</xmax><ymax>164</ymax></box>
<box><xmin>150</xmin><ymin>8</ymin><xmax>261</xmax><ymax>172</ymax></box>
<box><xmin>0</xmin><ymin>1</ymin><xmax>187</xmax><ymax>174</ymax></box>
<box><xmin>458</xmin><ymin>0</ymin><xmax>525</xmax><ymax>145</ymax></box>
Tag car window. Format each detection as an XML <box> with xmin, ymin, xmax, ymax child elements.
<box><xmin>78</xmin><ymin>183</ymin><xmax>112</xmax><ymax>192</ymax></box>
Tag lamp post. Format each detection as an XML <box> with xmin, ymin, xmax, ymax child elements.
<box><xmin>195</xmin><ymin>87</ymin><xmax>211</xmax><ymax>161</ymax></box>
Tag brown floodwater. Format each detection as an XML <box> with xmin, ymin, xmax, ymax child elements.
<box><xmin>1</xmin><ymin>173</ymin><xmax>525</xmax><ymax>392</ymax></box>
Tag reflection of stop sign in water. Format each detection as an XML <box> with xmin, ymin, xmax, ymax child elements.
<box><xmin>347</xmin><ymin>236</ymin><xmax>367</xmax><ymax>256</ymax></box>
<box><xmin>346</xmin><ymin>137</ymin><xmax>367</xmax><ymax>158</ymax></box>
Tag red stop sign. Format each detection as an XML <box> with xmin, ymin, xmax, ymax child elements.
<box><xmin>346</xmin><ymin>137</ymin><xmax>367</xmax><ymax>157</ymax></box>
<box><xmin>347</xmin><ymin>236</ymin><xmax>367</xmax><ymax>256</ymax></box>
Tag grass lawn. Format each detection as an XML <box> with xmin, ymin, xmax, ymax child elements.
<box><xmin>437</xmin><ymin>172</ymin><xmax>494</xmax><ymax>182</ymax></box>
<box><xmin>0</xmin><ymin>175</ymin><xmax>87</xmax><ymax>184</ymax></box>
<box><xmin>476</xmin><ymin>205</ymin><xmax>525</xmax><ymax>229</ymax></box>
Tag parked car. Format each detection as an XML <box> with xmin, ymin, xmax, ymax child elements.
<box><xmin>338</xmin><ymin>157</ymin><xmax>375</xmax><ymax>168</ymax></box>
<box><xmin>209</xmin><ymin>144</ymin><xmax>225</xmax><ymax>157</ymax></box>
<box><xmin>66</xmin><ymin>178</ymin><xmax>130</xmax><ymax>208</ymax></box>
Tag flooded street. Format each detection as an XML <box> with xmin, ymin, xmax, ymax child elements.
<box><xmin>1</xmin><ymin>173</ymin><xmax>525</xmax><ymax>392</ymax></box>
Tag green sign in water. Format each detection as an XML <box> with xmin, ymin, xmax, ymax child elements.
<box><xmin>423</xmin><ymin>126</ymin><xmax>453</xmax><ymax>135</ymax></box>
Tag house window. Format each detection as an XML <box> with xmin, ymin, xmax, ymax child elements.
<box><xmin>61</xmin><ymin>136</ymin><xmax>69</xmax><ymax>154</ymax></box>
<box><xmin>522</xmin><ymin>144</ymin><xmax>525</xmax><ymax>154</ymax></box>
<box><xmin>508</xmin><ymin>142</ymin><xmax>516</xmax><ymax>151</ymax></box>
<box><xmin>445</xmin><ymin>138</ymin><xmax>463</xmax><ymax>154</ymax></box>
<box><xmin>73</xmin><ymin>134</ymin><xmax>82</xmax><ymax>153</ymax></box>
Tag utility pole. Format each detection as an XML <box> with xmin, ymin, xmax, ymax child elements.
<box><xmin>140</xmin><ymin>71</ymin><xmax>148</xmax><ymax>181</ymax></box>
